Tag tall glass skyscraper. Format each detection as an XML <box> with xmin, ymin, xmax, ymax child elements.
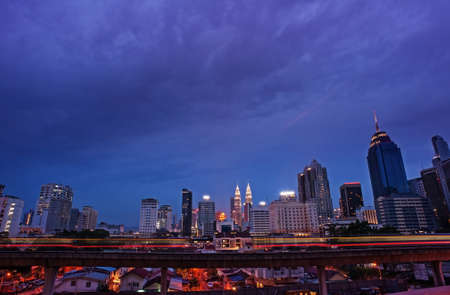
<box><xmin>367</xmin><ymin>117</ymin><xmax>409</xmax><ymax>199</ymax></box>
<box><xmin>243</xmin><ymin>183</ymin><xmax>253</xmax><ymax>224</ymax></box>
<box><xmin>181</xmin><ymin>188</ymin><xmax>192</xmax><ymax>237</ymax></box>
<box><xmin>367</xmin><ymin>114</ymin><xmax>435</xmax><ymax>232</ymax></box>
<box><xmin>421</xmin><ymin>167</ymin><xmax>450</xmax><ymax>228</ymax></box>
<box><xmin>297</xmin><ymin>159</ymin><xmax>333</xmax><ymax>225</ymax></box>
<box><xmin>231</xmin><ymin>185</ymin><xmax>242</xmax><ymax>227</ymax></box>
<box><xmin>198</xmin><ymin>195</ymin><xmax>215</xmax><ymax>237</ymax></box>
<box><xmin>32</xmin><ymin>183</ymin><xmax>73</xmax><ymax>233</ymax></box>
<box><xmin>139</xmin><ymin>198</ymin><xmax>158</xmax><ymax>235</ymax></box>
<box><xmin>431</xmin><ymin>136</ymin><xmax>450</xmax><ymax>210</ymax></box>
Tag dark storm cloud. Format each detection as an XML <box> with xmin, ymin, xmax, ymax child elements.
<box><xmin>1</xmin><ymin>0</ymin><xmax>450</xmax><ymax>224</ymax></box>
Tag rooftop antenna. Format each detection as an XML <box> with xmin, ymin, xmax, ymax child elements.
<box><xmin>373</xmin><ymin>111</ymin><xmax>380</xmax><ymax>132</ymax></box>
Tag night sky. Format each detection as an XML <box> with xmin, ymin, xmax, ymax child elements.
<box><xmin>1</xmin><ymin>1</ymin><xmax>450</xmax><ymax>226</ymax></box>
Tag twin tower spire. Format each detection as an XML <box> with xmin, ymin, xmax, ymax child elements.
<box><xmin>232</xmin><ymin>183</ymin><xmax>252</xmax><ymax>227</ymax></box>
<box><xmin>234</xmin><ymin>183</ymin><xmax>252</xmax><ymax>203</ymax></box>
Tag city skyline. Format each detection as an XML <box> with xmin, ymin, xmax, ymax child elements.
<box><xmin>1</xmin><ymin>122</ymin><xmax>448</xmax><ymax>227</ymax></box>
<box><xmin>1</xmin><ymin>1</ymin><xmax>450</xmax><ymax>226</ymax></box>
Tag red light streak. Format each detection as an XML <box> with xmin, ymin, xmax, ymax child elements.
<box><xmin>253</xmin><ymin>240</ymin><xmax>450</xmax><ymax>248</ymax></box>
<box><xmin>1</xmin><ymin>240</ymin><xmax>450</xmax><ymax>250</ymax></box>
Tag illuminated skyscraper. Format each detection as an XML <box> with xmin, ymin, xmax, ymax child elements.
<box><xmin>243</xmin><ymin>183</ymin><xmax>253</xmax><ymax>223</ymax></box>
<box><xmin>198</xmin><ymin>195</ymin><xmax>216</xmax><ymax>237</ymax></box>
<box><xmin>250</xmin><ymin>201</ymin><xmax>270</xmax><ymax>235</ymax></box>
<box><xmin>367</xmin><ymin>114</ymin><xmax>435</xmax><ymax>232</ymax></box>
<box><xmin>139</xmin><ymin>198</ymin><xmax>158</xmax><ymax>235</ymax></box>
<box><xmin>297</xmin><ymin>160</ymin><xmax>333</xmax><ymax>225</ymax></box>
<box><xmin>181</xmin><ymin>189</ymin><xmax>192</xmax><ymax>237</ymax></box>
<box><xmin>231</xmin><ymin>185</ymin><xmax>242</xmax><ymax>227</ymax></box>
<box><xmin>339</xmin><ymin>183</ymin><xmax>364</xmax><ymax>218</ymax></box>
<box><xmin>367</xmin><ymin>114</ymin><xmax>409</xmax><ymax>200</ymax></box>
<box><xmin>32</xmin><ymin>183</ymin><xmax>73</xmax><ymax>233</ymax></box>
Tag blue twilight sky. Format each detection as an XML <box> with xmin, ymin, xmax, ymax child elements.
<box><xmin>1</xmin><ymin>1</ymin><xmax>450</xmax><ymax>226</ymax></box>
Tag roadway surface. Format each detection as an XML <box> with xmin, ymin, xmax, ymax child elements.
<box><xmin>1</xmin><ymin>246</ymin><xmax>450</xmax><ymax>268</ymax></box>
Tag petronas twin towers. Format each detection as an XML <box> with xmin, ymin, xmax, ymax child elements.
<box><xmin>231</xmin><ymin>183</ymin><xmax>252</xmax><ymax>227</ymax></box>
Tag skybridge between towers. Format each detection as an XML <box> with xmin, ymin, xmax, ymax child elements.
<box><xmin>1</xmin><ymin>246</ymin><xmax>450</xmax><ymax>295</ymax></box>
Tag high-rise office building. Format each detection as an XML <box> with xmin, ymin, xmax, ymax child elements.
<box><xmin>32</xmin><ymin>183</ymin><xmax>73</xmax><ymax>232</ymax></box>
<box><xmin>231</xmin><ymin>185</ymin><xmax>242</xmax><ymax>227</ymax></box>
<box><xmin>431</xmin><ymin>136</ymin><xmax>450</xmax><ymax>212</ymax></box>
<box><xmin>243</xmin><ymin>183</ymin><xmax>253</xmax><ymax>224</ymax></box>
<box><xmin>198</xmin><ymin>195</ymin><xmax>216</xmax><ymax>237</ymax></box>
<box><xmin>367</xmin><ymin>114</ymin><xmax>435</xmax><ymax>231</ymax></box>
<box><xmin>45</xmin><ymin>198</ymin><xmax>72</xmax><ymax>233</ymax></box>
<box><xmin>297</xmin><ymin>159</ymin><xmax>333</xmax><ymax>225</ymax></box>
<box><xmin>181</xmin><ymin>189</ymin><xmax>192</xmax><ymax>237</ymax></box>
<box><xmin>367</xmin><ymin>115</ymin><xmax>409</xmax><ymax>200</ymax></box>
<box><xmin>421</xmin><ymin>167</ymin><xmax>450</xmax><ymax>228</ymax></box>
<box><xmin>250</xmin><ymin>201</ymin><xmax>270</xmax><ymax>235</ymax></box>
<box><xmin>408</xmin><ymin>178</ymin><xmax>426</xmax><ymax>198</ymax></box>
<box><xmin>269</xmin><ymin>198</ymin><xmax>319</xmax><ymax>233</ymax></box>
<box><xmin>339</xmin><ymin>183</ymin><xmax>364</xmax><ymax>218</ymax></box>
<box><xmin>139</xmin><ymin>198</ymin><xmax>158</xmax><ymax>235</ymax></box>
<box><xmin>0</xmin><ymin>195</ymin><xmax>24</xmax><ymax>237</ymax></box>
<box><xmin>432</xmin><ymin>135</ymin><xmax>450</xmax><ymax>161</ymax></box>
<box><xmin>77</xmin><ymin>206</ymin><xmax>98</xmax><ymax>231</ymax></box>
<box><xmin>376</xmin><ymin>194</ymin><xmax>435</xmax><ymax>232</ymax></box>
<box><xmin>157</xmin><ymin>205</ymin><xmax>173</xmax><ymax>232</ymax></box>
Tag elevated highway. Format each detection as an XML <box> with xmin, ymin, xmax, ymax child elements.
<box><xmin>1</xmin><ymin>246</ymin><xmax>450</xmax><ymax>295</ymax></box>
<box><xmin>1</xmin><ymin>246</ymin><xmax>450</xmax><ymax>268</ymax></box>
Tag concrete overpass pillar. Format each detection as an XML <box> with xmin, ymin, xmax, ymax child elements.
<box><xmin>432</xmin><ymin>261</ymin><xmax>445</xmax><ymax>286</ymax></box>
<box><xmin>43</xmin><ymin>266</ymin><xmax>58</xmax><ymax>295</ymax></box>
<box><xmin>317</xmin><ymin>265</ymin><xmax>328</xmax><ymax>295</ymax></box>
<box><xmin>160</xmin><ymin>267</ymin><xmax>168</xmax><ymax>295</ymax></box>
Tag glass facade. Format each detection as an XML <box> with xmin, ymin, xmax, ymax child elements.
<box><xmin>297</xmin><ymin>160</ymin><xmax>333</xmax><ymax>225</ymax></box>
<box><xmin>367</xmin><ymin>131</ymin><xmax>409</xmax><ymax>200</ymax></box>
<box><xmin>198</xmin><ymin>200</ymin><xmax>215</xmax><ymax>237</ymax></box>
